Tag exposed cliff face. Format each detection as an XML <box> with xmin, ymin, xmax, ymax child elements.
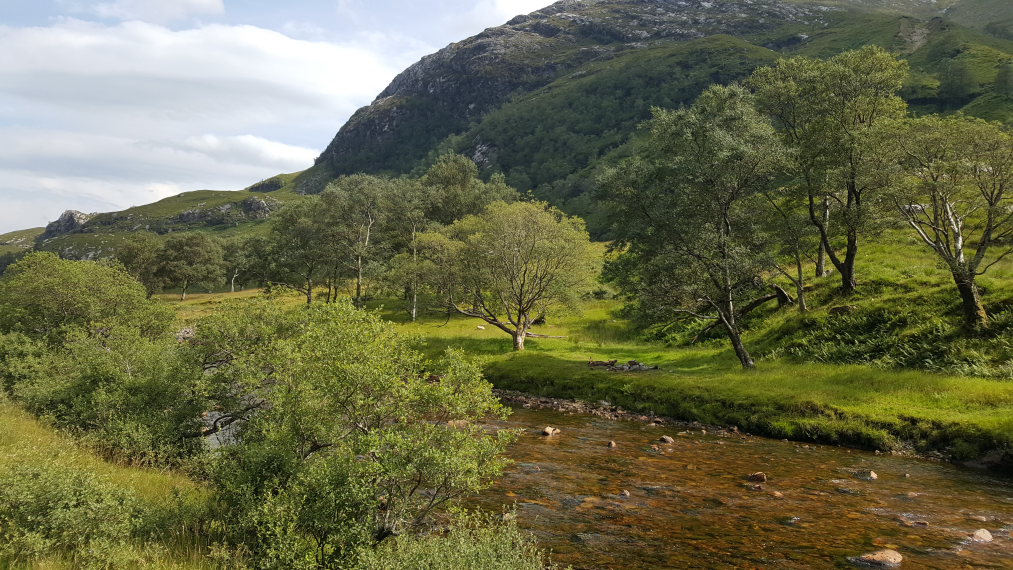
<box><xmin>41</xmin><ymin>210</ymin><xmax>94</xmax><ymax>239</ymax></box>
<box><xmin>311</xmin><ymin>0</ymin><xmax>840</xmax><ymax>189</ymax></box>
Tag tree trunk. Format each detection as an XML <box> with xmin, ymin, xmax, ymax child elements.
<box><xmin>410</xmin><ymin>287</ymin><xmax>418</xmax><ymax>322</ymax></box>
<box><xmin>816</xmin><ymin>197</ymin><xmax>831</xmax><ymax>278</ymax></box>
<box><xmin>840</xmin><ymin>236</ymin><xmax>858</xmax><ymax>295</ymax></box>
<box><xmin>723</xmin><ymin>322</ymin><xmax>754</xmax><ymax>369</ymax></box>
<box><xmin>306</xmin><ymin>278</ymin><xmax>313</xmax><ymax>305</ymax></box>
<box><xmin>355</xmin><ymin>256</ymin><xmax>363</xmax><ymax>308</ymax></box>
<box><xmin>795</xmin><ymin>255</ymin><xmax>808</xmax><ymax>312</ymax></box>
<box><xmin>180</xmin><ymin>279</ymin><xmax>188</xmax><ymax>301</ymax></box>
<box><xmin>953</xmin><ymin>272</ymin><xmax>988</xmax><ymax>329</ymax></box>
<box><xmin>512</xmin><ymin>330</ymin><xmax>526</xmax><ymax>351</ymax></box>
<box><xmin>230</xmin><ymin>269</ymin><xmax>238</xmax><ymax>293</ymax></box>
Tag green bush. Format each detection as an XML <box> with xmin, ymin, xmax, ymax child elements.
<box><xmin>358</xmin><ymin>514</ymin><xmax>559</xmax><ymax>570</ymax></box>
<box><xmin>0</xmin><ymin>464</ymin><xmax>142</xmax><ymax>568</ymax></box>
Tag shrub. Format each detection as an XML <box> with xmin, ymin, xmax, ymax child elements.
<box><xmin>0</xmin><ymin>464</ymin><xmax>142</xmax><ymax>568</ymax></box>
<box><xmin>358</xmin><ymin>514</ymin><xmax>559</xmax><ymax>570</ymax></box>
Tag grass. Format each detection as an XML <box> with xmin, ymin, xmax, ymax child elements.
<box><xmin>148</xmin><ymin>225</ymin><xmax>1013</xmax><ymax>469</ymax></box>
<box><xmin>0</xmin><ymin>399</ymin><xmax>217</xmax><ymax>569</ymax></box>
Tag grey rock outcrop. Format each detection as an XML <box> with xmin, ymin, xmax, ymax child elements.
<box><xmin>41</xmin><ymin>210</ymin><xmax>94</xmax><ymax>239</ymax></box>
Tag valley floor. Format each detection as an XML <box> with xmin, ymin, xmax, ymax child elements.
<box><xmin>168</xmin><ymin>286</ymin><xmax>1013</xmax><ymax>471</ymax></box>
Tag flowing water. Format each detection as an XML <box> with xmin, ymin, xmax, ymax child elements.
<box><xmin>474</xmin><ymin>407</ymin><xmax>1013</xmax><ymax>569</ymax></box>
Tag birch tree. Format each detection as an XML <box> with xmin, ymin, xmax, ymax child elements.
<box><xmin>433</xmin><ymin>201</ymin><xmax>600</xmax><ymax>351</ymax></box>
<box><xmin>875</xmin><ymin>115</ymin><xmax>1013</xmax><ymax>329</ymax></box>
<box><xmin>599</xmin><ymin>85</ymin><xmax>786</xmax><ymax>368</ymax></box>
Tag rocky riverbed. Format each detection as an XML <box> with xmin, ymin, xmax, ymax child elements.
<box><xmin>474</xmin><ymin>403</ymin><xmax>1013</xmax><ymax>569</ymax></box>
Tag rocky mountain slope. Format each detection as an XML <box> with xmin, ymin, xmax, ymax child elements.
<box><xmin>302</xmin><ymin>0</ymin><xmax>1013</xmax><ymax>198</ymax></box>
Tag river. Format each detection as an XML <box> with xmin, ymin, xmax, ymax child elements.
<box><xmin>474</xmin><ymin>406</ymin><xmax>1013</xmax><ymax>569</ymax></box>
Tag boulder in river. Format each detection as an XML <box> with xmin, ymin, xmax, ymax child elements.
<box><xmin>856</xmin><ymin>470</ymin><xmax>878</xmax><ymax>481</ymax></box>
<box><xmin>971</xmin><ymin>529</ymin><xmax>993</xmax><ymax>543</ymax></box>
<box><xmin>542</xmin><ymin>426</ymin><xmax>560</xmax><ymax>436</ymax></box>
<box><xmin>748</xmin><ymin>472</ymin><xmax>767</xmax><ymax>483</ymax></box>
<box><xmin>659</xmin><ymin>435</ymin><xmax>675</xmax><ymax>444</ymax></box>
<box><xmin>607</xmin><ymin>440</ymin><xmax>617</xmax><ymax>448</ymax></box>
<box><xmin>850</xmin><ymin>549</ymin><xmax>903</xmax><ymax>567</ymax></box>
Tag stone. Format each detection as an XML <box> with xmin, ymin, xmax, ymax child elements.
<box><xmin>857</xmin><ymin>470</ymin><xmax>878</xmax><ymax>481</ymax></box>
<box><xmin>771</xmin><ymin>491</ymin><xmax>784</xmax><ymax>499</ymax></box>
<box><xmin>971</xmin><ymin>529</ymin><xmax>993</xmax><ymax>543</ymax></box>
<box><xmin>968</xmin><ymin>515</ymin><xmax>988</xmax><ymax>522</ymax></box>
<box><xmin>748</xmin><ymin>472</ymin><xmax>767</xmax><ymax>483</ymax></box>
<box><xmin>851</xmin><ymin>549</ymin><xmax>903</xmax><ymax>567</ymax></box>
<box><xmin>607</xmin><ymin>440</ymin><xmax>617</xmax><ymax>448</ymax></box>
<box><xmin>476</xmin><ymin>325</ymin><xmax>486</xmax><ymax>330</ymax></box>
<box><xmin>541</xmin><ymin>426</ymin><xmax>560</xmax><ymax>436</ymax></box>
<box><xmin>620</xmin><ymin>489</ymin><xmax>630</xmax><ymax>497</ymax></box>
<box><xmin>659</xmin><ymin>435</ymin><xmax>675</xmax><ymax>444</ymax></box>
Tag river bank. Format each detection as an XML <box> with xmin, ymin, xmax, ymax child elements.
<box><xmin>482</xmin><ymin>353</ymin><xmax>1013</xmax><ymax>473</ymax></box>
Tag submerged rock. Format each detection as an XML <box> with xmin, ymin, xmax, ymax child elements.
<box><xmin>748</xmin><ymin>472</ymin><xmax>767</xmax><ymax>483</ymax></box>
<box><xmin>542</xmin><ymin>426</ymin><xmax>560</xmax><ymax>436</ymax></box>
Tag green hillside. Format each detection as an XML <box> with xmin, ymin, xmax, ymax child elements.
<box><xmin>36</xmin><ymin>173</ymin><xmax>304</xmax><ymax>258</ymax></box>
<box><xmin>0</xmin><ymin>227</ymin><xmax>43</xmax><ymax>255</ymax></box>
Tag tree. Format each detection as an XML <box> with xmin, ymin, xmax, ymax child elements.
<box><xmin>156</xmin><ymin>233</ymin><xmax>225</xmax><ymax>300</ymax></box>
<box><xmin>320</xmin><ymin>175</ymin><xmax>395</xmax><ymax>308</ymax></box>
<box><xmin>0</xmin><ymin>252</ymin><xmax>171</xmax><ymax>343</ymax></box>
<box><xmin>204</xmin><ymin>302</ymin><xmax>513</xmax><ymax>565</ymax></box>
<box><xmin>599</xmin><ymin>85</ymin><xmax>786</xmax><ymax>368</ymax></box>
<box><xmin>750</xmin><ymin>46</ymin><xmax>908</xmax><ymax>294</ymax></box>
<box><xmin>222</xmin><ymin>237</ymin><xmax>267</xmax><ymax>293</ymax></box>
<box><xmin>759</xmin><ymin>187</ymin><xmax>821</xmax><ymax>312</ymax></box>
<box><xmin>267</xmin><ymin>198</ymin><xmax>330</xmax><ymax>304</ymax></box>
<box><xmin>874</xmin><ymin>115</ymin><xmax>1013</xmax><ymax>329</ymax></box>
<box><xmin>939</xmin><ymin>58</ymin><xmax>976</xmax><ymax>107</ymax></box>
<box><xmin>421</xmin><ymin>155</ymin><xmax>518</xmax><ymax>225</ymax></box>
<box><xmin>114</xmin><ymin>231</ymin><xmax>165</xmax><ymax>297</ymax></box>
<box><xmin>382</xmin><ymin>179</ymin><xmax>436</xmax><ymax>321</ymax></box>
<box><xmin>431</xmin><ymin>201</ymin><xmax>600</xmax><ymax>351</ymax></box>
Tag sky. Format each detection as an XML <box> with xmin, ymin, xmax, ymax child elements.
<box><xmin>0</xmin><ymin>0</ymin><xmax>553</xmax><ymax>234</ymax></box>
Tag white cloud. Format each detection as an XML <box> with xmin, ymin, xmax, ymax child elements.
<box><xmin>90</xmin><ymin>0</ymin><xmax>225</xmax><ymax>24</ymax></box>
<box><xmin>0</xmin><ymin>19</ymin><xmax>418</xmax><ymax>233</ymax></box>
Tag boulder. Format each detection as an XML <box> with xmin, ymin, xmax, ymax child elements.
<box><xmin>851</xmin><ymin>549</ymin><xmax>903</xmax><ymax>567</ymax></box>
<box><xmin>607</xmin><ymin>440</ymin><xmax>617</xmax><ymax>448</ymax></box>
<box><xmin>541</xmin><ymin>426</ymin><xmax>560</xmax><ymax>436</ymax></box>
<box><xmin>659</xmin><ymin>435</ymin><xmax>675</xmax><ymax>444</ymax></box>
<box><xmin>748</xmin><ymin>472</ymin><xmax>767</xmax><ymax>483</ymax></box>
<box><xmin>971</xmin><ymin>529</ymin><xmax>993</xmax><ymax>543</ymax></box>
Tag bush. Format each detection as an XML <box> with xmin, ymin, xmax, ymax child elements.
<box><xmin>9</xmin><ymin>327</ymin><xmax>206</xmax><ymax>463</ymax></box>
<box><xmin>0</xmin><ymin>464</ymin><xmax>142</xmax><ymax>568</ymax></box>
<box><xmin>358</xmin><ymin>514</ymin><xmax>559</xmax><ymax>570</ymax></box>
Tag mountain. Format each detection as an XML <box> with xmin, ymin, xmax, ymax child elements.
<box><xmin>301</xmin><ymin>0</ymin><xmax>1013</xmax><ymax>205</ymax></box>
<box><xmin>23</xmin><ymin>0</ymin><xmax>1013</xmax><ymax>254</ymax></box>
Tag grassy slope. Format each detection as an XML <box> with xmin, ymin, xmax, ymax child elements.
<box><xmin>0</xmin><ymin>228</ymin><xmax>44</xmax><ymax>255</ymax></box>
<box><xmin>0</xmin><ymin>400</ymin><xmax>213</xmax><ymax>569</ymax></box>
<box><xmin>36</xmin><ymin>173</ymin><xmax>304</xmax><ymax>258</ymax></box>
